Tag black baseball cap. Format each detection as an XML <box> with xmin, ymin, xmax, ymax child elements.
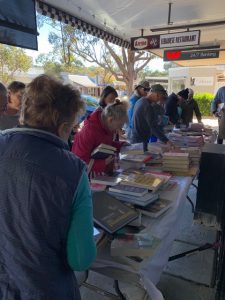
<box><xmin>135</xmin><ymin>80</ymin><xmax>150</xmax><ymax>91</ymax></box>
<box><xmin>150</xmin><ymin>84</ymin><xmax>168</xmax><ymax>96</ymax></box>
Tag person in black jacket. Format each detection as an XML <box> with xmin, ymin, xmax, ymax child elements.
<box><xmin>131</xmin><ymin>84</ymin><xmax>173</xmax><ymax>151</ymax></box>
<box><xmin>165</xmin><ymin>88</ymin><xmax>189</xmax><ymax>126</ymax></box>
<box><xmin>181</xmin><ymin>88</ymin><xmax>202</xmax><ymax>126</ymax></box>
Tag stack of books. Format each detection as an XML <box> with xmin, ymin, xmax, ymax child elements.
<box><xmin>108</xmin><ymin>186</ymin><xmax>159</xmax><ymax>207</ymax></box>
<box><xmin>168</xmin><ymin>133</ymin><xmax>204</xmax><ymax>147</ymax></box>
<box><xmin>162</xmin><ymin>152</ymin><xmax>190</xmax><ymax>172</ymax></box>
<box><xmin>180</xmin><ymin>147</ymin><xmax>201</xmax><ymax>165</ymax></box>
<box><xmin>120</xmin><ymin>153</ymin><xmax>152</xmax><ymax>169</ymax></box>
<box><xmin>136</xmin><ymin>198</ymin><xmax>173</xmax><ymax>218</ymax></box>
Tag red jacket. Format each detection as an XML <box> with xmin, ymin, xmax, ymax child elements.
<box><xmin>72</xmin><ymin>109</ymin><xmax>123</xmax><ymax>174</ymax></box>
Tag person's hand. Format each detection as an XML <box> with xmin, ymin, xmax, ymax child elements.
<box><xmin>105</xmin><ymin>155</ymin><xmax>114</xmax><ymax>165</ymax></box>
<box><xmin>213</xmin><ymin>112</ymin><xmax>220</xmax><ymax>118</ymax></box>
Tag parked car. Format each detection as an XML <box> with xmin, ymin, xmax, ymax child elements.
<box><xmin>68</xmin><ymin>95</ymin><xmax>99</xmax><ymax>149</ymax></box>
<box><xmin>81</xmin><ymin>94</ymin><xmax>99</xmax><ymax>121</ymax></box>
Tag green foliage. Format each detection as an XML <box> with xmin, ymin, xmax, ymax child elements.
<box><xmin>0</xmin><ymin>44</ymin><xmax>32</xmax><ymax>84</ymax></box>
<box><xmin>194</xmin><ymin>93</ymin><xmax>214</xmax><ymax>116</ymax></box>
<box><xmin>139</xmin><ymin>66</ymin><xmax>167</xmax><ymax>80</ymax></box>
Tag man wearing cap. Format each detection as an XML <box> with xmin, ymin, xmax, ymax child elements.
<box><xmin>165</xmin><ymin>88</ymin><xmax>189</xmax><ymax>126</ymax></box>
<box><xmin>131</xmin><ymin>84</ymin><xmax>172</xmax><ymax>151</ymax></box>
<box><xmin>127</xmin><ymin>80</ymin><xmax>150</xmax><ymax>139</ymax></box>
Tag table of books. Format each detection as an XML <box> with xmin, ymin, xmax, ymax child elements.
<box><xmin>89</xmin><ymin>175</ymin><xmax>193</xmax><ymax>300</ymax></box>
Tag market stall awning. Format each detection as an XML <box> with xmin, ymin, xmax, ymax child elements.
<box><xmin>37</xmin><ymin>0</ymin><xmax>225</xmax><ymax>66</ymax></box>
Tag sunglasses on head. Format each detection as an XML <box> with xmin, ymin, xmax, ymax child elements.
<box><xmin>144</xmin><ymin>87</ymin><xmax>150</xmax><ymax>92</ymax></box>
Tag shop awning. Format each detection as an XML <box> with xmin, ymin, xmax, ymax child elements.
<box><xmin>0</xmin><ymin>0</ymin><xmax>38</xmax><ymax>50</ymax></box>
<box><xmin>37</xmin><ymin>0</ymin><xmax>225</xmax><ymax>66</ymax></box>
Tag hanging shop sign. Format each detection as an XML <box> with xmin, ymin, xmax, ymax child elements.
<box><xmin>131</xmin><ymin>30</ymin><xmax>200</xmax><ymax>51</ymax></box>
<box><xmin>163</xmin><ymin>49</ymin><xmax>219</xmax><ymax>61</ymax></box>
<box><xmin>160</xmin><ymin>30</ymin><xmax>200</xmax><ymax>48</ymax></box>
<box><xmin>190</xmin><ymin>77</ymin><xmax>214</xmax><ymax>86</ymax></box>
<box><xmin>131</xmin><ymin>35</ymin><xmax>160</xmax><ymax>50</ymax></box>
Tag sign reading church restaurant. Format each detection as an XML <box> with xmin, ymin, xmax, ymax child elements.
<box><xmin>131</xmin><ymin>30</ymin><xmax>200</xmax><ymax>51</ymax></box>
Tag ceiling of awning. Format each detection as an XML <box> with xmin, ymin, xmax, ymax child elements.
<box><xmin>40</xmin><ymin>0</ymin><xmax>225</xmax><ymax>66</ymax></box>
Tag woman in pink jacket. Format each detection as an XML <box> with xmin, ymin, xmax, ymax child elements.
<box><xmin>72</xmin><ymin>101</ymin><xmax>128</xmax><ymax>175</ymax></box>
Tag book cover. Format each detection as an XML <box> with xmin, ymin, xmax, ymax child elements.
<box><xmin>91</xmin><ymin>148</ymin><xmax>115</xmax><ymax>160</ymax></box>
<box><xmin>91</xmin><ymin>175</ymin><xmax>121</xmax><ymax>186</ymax></box>
<box><xmin>137</xmin><ymin>198</ymin><xmax>173</xmax><ymax>218</ymax></box>
<box><xmin>109</xmin><ymin>184</ymin><xmax>148</xmax><ymax>197</ymax></box>
<box><xmin>120</xmin><ymin>173</ymin><xmax>164</xmax><ymax>191</ymax></box>
<box><xmin>92</xmin><ymin>192</ymin><xmax>139</xmax><ymax>234</ymax></box>
<box><xmin>145</xmin><ymin>171</ymin><xmax>172</xmax><ymax>184</ymax></box>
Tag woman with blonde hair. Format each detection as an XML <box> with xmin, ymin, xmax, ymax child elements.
<box><xmin>0</xmin><ymin>75</ymin><xmax>96</xmax><ymax>299</ymax></box>
<box><xmin>72</xmin><ymin>100</ymin><xmax>128</xmax><ymax>176</ymax></box>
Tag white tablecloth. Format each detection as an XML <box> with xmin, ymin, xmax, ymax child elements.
<box><xmin>91</xmin><ymin>176</ymin><xmax>193</xmax><ymax>300</ymax></box>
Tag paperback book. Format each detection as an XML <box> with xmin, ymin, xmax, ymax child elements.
<box><xmin>107</xmin><ymin>190</ymin><xmax>159</xmax><ymax>207</ymax></box>
<box><xmin>120</xmin><ymin>153</ymin><xmax>152</xmax><ymax>163</ymax></box>
<box><xmin>137</xmin><ymin>198</ymin><xmax>173</xmax><ymax>218</ymax></box>
<box><xmin>108</xmin><ymin>184</ymin><xmax>148</xmax><ymax>197</ymax></box>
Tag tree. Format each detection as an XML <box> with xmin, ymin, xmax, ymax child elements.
<box><xmin>36</xmin><ymin>52</ymin><xmax>85</xmax><ymax>76</ymax></box>
<box><xmin>73</xmin><ymin>31</ymin><xmax>155</xmax><ymax>96</ymax></box>
<box><xmin>139</xmin><ymin>66</ymin><xmax>168</xmax><ymax>80</ymax></box>
<box><xmin>37</xmin><ymin>15</ymin><xmax>156</xmax><ymax>96</ymax></box>
<box><xmin>163</xmin><ymin>62</ymin><xmax>178</xmax><ymax>73</ymax></box>
<box><xmin>0</xmin><ymin>44</ymin><xmax>32</xmax><ymax>84</ymax></box>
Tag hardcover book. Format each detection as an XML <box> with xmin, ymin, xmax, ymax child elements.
<box><xmin>91</xmin><ymin>143</ymin><xmax>117</xmax><ymax>159</ymax></box>
<box><xmin>92</xmin><ymin>192</ymin><xmax>139</xmax><ymax>234</ymax></box>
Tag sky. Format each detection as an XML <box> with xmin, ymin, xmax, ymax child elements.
<box><xmin>26</xmin><ymin>23</ymin><xmax>165</xmax><ymax>71</ymax></box>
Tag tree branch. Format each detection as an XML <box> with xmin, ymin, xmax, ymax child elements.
<box><xmin>104</xmin><ymin>41</ymin><xmax>126</xmax><ymax>74</ymax></box>
<box><xmin>122</xmin><ymin>47</ymin><xmax>128</xmax><ymax>68</ymax></box>
<box><xmin>135</xmin><ymin>56</ymin><xmax>152</xmax><ymax>73</ymax></box>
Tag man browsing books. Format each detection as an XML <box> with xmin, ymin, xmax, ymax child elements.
<box><xmin>131</xmin><ymin>84</ymin><xmax>173</xmax><ymax>151</ymax></box>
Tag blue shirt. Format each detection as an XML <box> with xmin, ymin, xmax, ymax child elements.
<box><xmin>211</xmin><ymin>86</ymin><xmax>225</xmax><ymax>113</ymax></box>
<box><xmin>128</xmin><ymin>94</ymin><xmax>140</xmax><ymax>128</ymax></box>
